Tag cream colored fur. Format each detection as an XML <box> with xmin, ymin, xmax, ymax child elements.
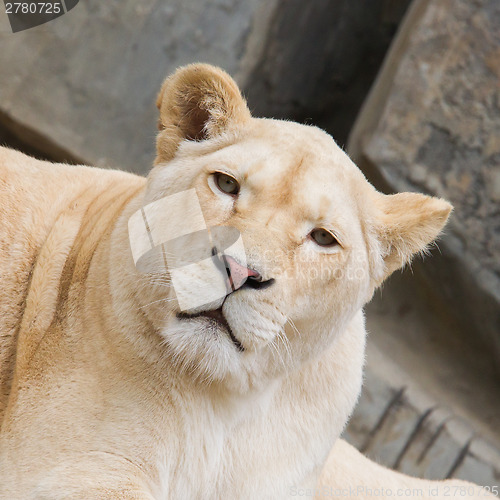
<box><xmin>0</xmin><ymin>64</ymin><xmax>488</xmax><ymax>499</ymax></box>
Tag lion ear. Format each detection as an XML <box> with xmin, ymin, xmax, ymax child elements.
<box><xmin>373</xmin><ymin>192</ymin><xmax>452</xmax><ymax>282</ymax></box>
<box><xmin>155</xmin><ymin>63</ymin><xmax>251</xmax><ymax>163</ymax></box>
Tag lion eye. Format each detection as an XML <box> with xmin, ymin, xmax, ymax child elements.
<box><xmin>310</xmin><ymin>228</ymin><xmax>338</xmax><ymax>247</ymax></box>
<box><xmin>214</xmin><ymin>172</ymin><xmax>240</xmax><ymax>195</ymax></box>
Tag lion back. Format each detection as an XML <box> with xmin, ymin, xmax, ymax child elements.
<box><xmin>0</xmin><ymin>147</ymin><xmax>143</xmax><ymax>423</ymax></box>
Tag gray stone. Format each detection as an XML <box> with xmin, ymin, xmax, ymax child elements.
<box><xmin>0</xmin><ymin>0</ymin><xmax>273</xmax><ymax>173</ymax></box>
<box><xmin>0</xmin><ymin>0</ymin><xmax>410</xmax><ymax>172</ymax></box>
<box><xmin>361</xmin><ymin>396</ymin><xmax>421</xmax><ymax>469</ymax></box>
<box><xmin>415</xmin><ymin>419</ymin><xmax>471</xmax><ymax>481</ymax></box>
<box><xmin>345</xmin><ymin>351</ymin><xmax>500</xmax><ymax>484</ymax></box>
<box><xmin>243</xmin><ymin>0</ymin><xmax>411</xmax><ymax>146</ymax></box>
<box><xmin>342</xmin><ymin>367</ymin><xmax>398</xmax><ymax>450</ymax></box>
<box><xmin>453</xmin><ymin>439</ymin><xmax>500</xmax><ymax>488</ymax></box>
<box><xmin>396</xmin><ymin>408</ymin><xmax>453</xmax><ymax>477</ymax></box>
<box><xmin>348</xmin><ymin>0</ymin><xmax>500</xmax><ymax>374</ymax></box>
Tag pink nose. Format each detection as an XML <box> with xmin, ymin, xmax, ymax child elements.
<box><xmin>222</xmin><ymin>255</ymin><xmax>261</xmax><ymax>291</ymax></box>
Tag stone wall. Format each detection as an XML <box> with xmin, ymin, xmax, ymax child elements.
<box><xmin>348</xmin><ymin>0</ymin><xmax>500</xmax><ymax>375</ymax></box>
<box><xmin>242</xmin><ymin>0</ymin><xmax>410</xmax><ymax>146</ymax></box>
<box><xmin>0</xmin><ymin>0</ymin><xmax>272</xmax><ymax>171</ymax></box>
<box><xmin>0</xmin><ymin>0</ymin><xmax>409</xmax><ymax>171</ymax></box>
<box><xmin>345</xmin><ymin>349</ymin><xmax>500</xmax><ymax>486</ymax></box>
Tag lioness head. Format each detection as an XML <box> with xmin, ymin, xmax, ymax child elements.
<box><xmin>129</xmin><ymin>64</ymin><xmax>451</xmax><ymax>393</ymax></box>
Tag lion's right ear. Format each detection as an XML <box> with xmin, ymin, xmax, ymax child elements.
<box><xmin>155</xmin><ymin>63</ymin><xmax>251</xmax><ymax>164</ymax></box>
<box><xmin>371</xmin><ymin>191</ymin><xmax>452</xmax><ymax>285</ymax></box>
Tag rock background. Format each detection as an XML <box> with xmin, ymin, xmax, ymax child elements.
<box><xmin>242</xmin><ymin>0</ymin><xmax>410</xmax><ymax>146</ymax></box>
<box><xmin>348</xmin><ymin>0</ymin><xmax>500</xmax><ymax>376</ymax></box>
<box><xmin>345</xmin><ymin>348</ymin><xmax>500</xmax><ymax>487</ymax></box>
<box><xmin>0</xmin><ymin>0</ymin><xmax>409</xmax><ymax>171</ymax></box>
<box><xmin>0</xmin><ymin>0</ymin><xmax>271</xmax><ymax>171</ymax></box>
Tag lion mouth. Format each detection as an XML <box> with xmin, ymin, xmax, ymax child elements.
<box><xmin>177</xmin><ymin>307</ymin><xmax>244</xmax><ymax>352</ymax></box>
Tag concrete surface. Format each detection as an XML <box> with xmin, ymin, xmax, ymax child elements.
<box><xmin>347</xmin><ymin>0</ymin><xmax>500</xmax><ymax>374</ymax></box>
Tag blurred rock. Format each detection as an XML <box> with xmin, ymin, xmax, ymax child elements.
<box><xmin>348</xmin><ymin>0</ymin><xmax>500</xmax><ymax>374</ymax></box>
<box><xmin>344</xmin><ymin>348</ymin><xmax>500</xmax><ymax>485</ymax></box>
<box><xmin>0</xmin><ymin>0</ymin><xmax>410</xmax><ymax>172</ymax></box>
<box><xmin>0</xmin><ymin>0</ymin><xmax>275</xmax><ymax>172</ymax></box>
<box><xmin>243</xmin><ymin>0</ymin><xmax>411</xmax><ymax>146</ymax></box>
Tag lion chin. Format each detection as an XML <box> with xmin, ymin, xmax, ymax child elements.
<box><xmin>0</xmin><ymin>64</ymin><xmax>486</xmax><ymax>500</ymax></box>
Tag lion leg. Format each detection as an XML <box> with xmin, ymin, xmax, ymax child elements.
<box><xmin>33</xmin><ymin>479</ymin><xmax>156</xmax><ymax>500</ymax></box>
<box><xmin>34</xmin><ymin>488</ymin><xmax>155</xmax><ymax>500</ymax></box>
<box><xmin>36</xmin><ymin>489</ymin><xmax>155</xmax><ymax>500</ymax></box>
<box><xmin>26</xmin><ymin>457</ymin><xmax>157</xmax><ymax>500</ymax></box>
<box><xmin>315</xmin><ymin>439</ymin><xmax>493</xmax><ymax>500</ymax></box>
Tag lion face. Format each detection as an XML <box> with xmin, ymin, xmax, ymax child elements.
<box><xmin>131</xmin><ymin>65</ymin><xmax>451</xmax><ymax>393</ymax></box>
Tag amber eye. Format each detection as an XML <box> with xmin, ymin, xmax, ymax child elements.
<box><xmin>214</xmin><ymin>172</ymin><xmax>240</xmax><ymax>195</ymax></box>
<box><xmin>310</xmin><ymin>228</ymin><xmax>339</xmax><ymax>247</ymax></box>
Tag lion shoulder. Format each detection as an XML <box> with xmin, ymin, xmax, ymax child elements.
<box><xmin>0</xmin><ymin>147</ymin><xmax>144</xmax><ymax>422</ymax></box>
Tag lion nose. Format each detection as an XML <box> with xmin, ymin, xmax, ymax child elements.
<box><xmin>221</xmin><ymin>254</ymin><xmax>261</xmax><ymax>291</ymax></box>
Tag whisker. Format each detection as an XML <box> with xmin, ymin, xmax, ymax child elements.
<box><xmin>269</xmin><ymin>337</ymin><xmax>286</xmax><ymax>371</ymax></box>
<box><xmin>276</xmin><ymin>328</ymin><xmax>292</xmax><ymax>362</ymax></box>
<box><xmin>139</xmin><ymin>296</ymin><xmax>176</xmax><ymax>309</ymax></box>
<box><xmin>143</xmin><ymin>280</ymin><xmax>173</xmax><ymax>288</ymax></box>
<box><xmin>287</xmin><ymin>318</ymin><xmax>302</xmax><ymax>339</ymax></box>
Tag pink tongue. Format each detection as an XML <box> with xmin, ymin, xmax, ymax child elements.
<box><xmin>223</xmin><ymin>255</ymin><xmax>259</xmax><ymax>291</ymax></box>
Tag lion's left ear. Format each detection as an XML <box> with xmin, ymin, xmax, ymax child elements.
<box><xmin>155</xmin><ymin>63</ymin><xmax>251</xmax><ymax>164</ymax></box>
<box><xmin>373</xmin><ymin>192</ymin><xmax>452</xmax><ymax>282</ymax></box>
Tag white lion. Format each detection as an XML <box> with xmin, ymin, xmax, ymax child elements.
<box><xmin>0</xmin><ymin>64</ymin><xmax>489</xmax><ymax>499</ymax></box>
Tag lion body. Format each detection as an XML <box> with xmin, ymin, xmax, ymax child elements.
<box><xmin>0</xmin><ymin>147</ymin><xmax>365</xmax><ymax>498</ymax></box>
<box><xmin>0</xmin><ymin>64</ymin><xmax>487</xmax><ymax>499</ymax></box>
<box><xmin>0</xmin><ymin>148</ymin><xmax>143</xmax><ymax>420</ymax></box>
